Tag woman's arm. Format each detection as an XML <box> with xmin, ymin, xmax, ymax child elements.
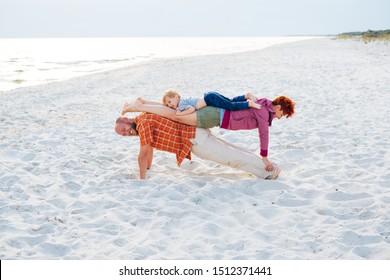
<box><xmin>261</xmin><ymin>157</ymin><xmax>274</xmax><ymax>172</ymax></box>
<box><xmin>256</xmin><ymin>114</ymin><xmax>274</xmax><ymax>171</ymax></box>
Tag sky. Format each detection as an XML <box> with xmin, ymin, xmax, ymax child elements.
<box><xmin>0</xmin><ymin>0</ymin><xmax>389</xmax><ymax>37</ymax></box>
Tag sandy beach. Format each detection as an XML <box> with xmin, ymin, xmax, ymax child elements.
<box><xmin>1</xmin><ymin>38</ymin><xmax>390</xmax><ymax>259</ymax></box>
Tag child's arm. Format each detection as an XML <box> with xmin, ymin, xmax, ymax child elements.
<box><xmin>176</xmin><ymin>107</ymin><xmax>195</xmax><ymax>116</ymax></box>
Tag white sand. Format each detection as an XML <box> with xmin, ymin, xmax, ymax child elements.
<box><xmin>1</xmin><ymin>38</ymin><xmax>390</xmax><ymax>260</ymax></box>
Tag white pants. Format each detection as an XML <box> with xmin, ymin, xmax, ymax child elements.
<box><xmin>190</xmin><ymin>128</ymin><xmax>278</xmax><ymax>179</ymax></box>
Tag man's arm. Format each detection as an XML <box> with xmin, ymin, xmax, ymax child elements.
<box><xmin>138</xmin><ymin>144</ymin><xmax>150</xmax><ymax>179</ymax></box>
<box><xmin>147</xmin><ymin>146</ymin><xmax>154</xmax><ymax>170</ymax></box>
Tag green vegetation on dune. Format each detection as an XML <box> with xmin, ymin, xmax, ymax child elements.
<box><xmin>336</xmin><ymin>29</ymin><xmax>390</xmax><ymax>42</ymax></box>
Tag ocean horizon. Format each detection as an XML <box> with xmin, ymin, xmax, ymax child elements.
<box><xmin>0</xmin><ymin>37</ymin><xmax>316</xmax><ymax>92</ymax></box>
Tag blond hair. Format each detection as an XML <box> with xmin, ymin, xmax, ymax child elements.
<box><xmin>162</xmin><ymin>89</ymin><xmax>181</xmax><ymax>104</ymax></box>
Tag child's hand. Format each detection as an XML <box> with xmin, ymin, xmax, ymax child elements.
<box><xmin>175</xmin><ymin>108</ymin><xmax>183</xmax><ymax>116</ymax></box>
<box><xmin>176</xmin><ymin>107</ymin><xmax>195</xmax><ymax>116</ymax></box>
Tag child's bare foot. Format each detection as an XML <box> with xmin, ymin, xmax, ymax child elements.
<box><xmin>245</xmin><ymin>92</ymin><xmax>258</xmax><ymax>102</ymax></box>
<box><xmin>248</xmin><ymin>100</ymin><xmax>262</xmax><ymax>109</ymax></box>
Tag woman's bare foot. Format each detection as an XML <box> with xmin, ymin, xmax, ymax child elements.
<box><xmin>245</xmin><ymin>92</ymin><xmax>258</xmax><ymax>102</ymax></box>
<box><xmin>121</xmin><ymin>102</ymin><xmax>131</xmax><ymax>115</ymax></box>
<box><xmin>137</xmin><ymin>97</ymin><xmax>146</xmax><ymax>104</ymax></box>
<box><xmin>248</xmin><ymin>100</ymin><xmax>262</xmax><ymax>109</ymax></box>
<box><xmin>121</xmin><ymin>98</ymin><xmax>143</xmax><ymax>115</ymax></box>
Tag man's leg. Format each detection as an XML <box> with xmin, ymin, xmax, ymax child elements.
<box><xmin>190</xmin><ymin>128</ymin><xmax>280</xmax><ymax>179</ymax></box>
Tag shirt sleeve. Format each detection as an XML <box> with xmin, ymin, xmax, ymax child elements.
<box><xmin>137</xmin><ymin>120</ymin><xmax>153</xmax><ymax>146</ymax></box>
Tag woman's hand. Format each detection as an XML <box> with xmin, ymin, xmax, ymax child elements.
<box><xmin>262</xmin><ymin>157</ymin><xmax>274</xmax><ymax>171</ymax></box>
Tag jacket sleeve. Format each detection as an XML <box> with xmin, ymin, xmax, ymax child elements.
<box><xmin>257</xmin><ymin>116</ymin><xmax>269</xmax><ymax>157</ymax></box>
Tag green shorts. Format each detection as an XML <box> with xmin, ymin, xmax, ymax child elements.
<box><xmin>196</xmin><ymin>106</ymin><xmax>221</xmax><ymax>128</ymax></box>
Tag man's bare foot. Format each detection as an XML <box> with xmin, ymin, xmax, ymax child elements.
<box><xmin>121</xmin><ymin>98</ymin><xmax>143</xmax><ymax>115</ymax></box>
<box><xmin>245</xmin><ymin>92</ymin><xmax>258</xmax><ymax>102</ymax></box>
<box><xmin>266</xmin><ymin>166</ymin><xmax>281</xmax><ymax>180</ymax></box>
<box><xmin>248</xmin><ymin>100</ymin><xmax>262</xmax><ymax>109</ymax></box>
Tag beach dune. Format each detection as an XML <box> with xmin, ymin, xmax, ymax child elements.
<box><xmin>0</xmin><ymin>38</ymin><xmax>389</xmax><ymax>259</ymax></box>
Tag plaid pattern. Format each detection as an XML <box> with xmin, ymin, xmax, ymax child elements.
<box><xmin>135</xmin><ymin>113</ymin><xmax>196</xmax><ymax>165</ymax></box>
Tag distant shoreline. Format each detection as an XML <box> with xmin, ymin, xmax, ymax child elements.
<box><xmin>0</xmin><ymin>37</ymin><xmax>314</xmax><ymax>93</ymax></box>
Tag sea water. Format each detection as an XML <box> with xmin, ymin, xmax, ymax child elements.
<box><xmin>0</xmin><ymin>37</ymin><xmax>312</xmax><ymax>92</ymax></box>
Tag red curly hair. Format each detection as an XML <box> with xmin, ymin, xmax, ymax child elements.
<box><xmin>272</xmin><ymin>96</ymin><xmax>295</xmax><ymax>118</ymax></box>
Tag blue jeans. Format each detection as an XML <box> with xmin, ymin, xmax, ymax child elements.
<box><xmin>203</xmin><ymin>92</ymin><xmax>248</xmax><ymax>111</ymax></box>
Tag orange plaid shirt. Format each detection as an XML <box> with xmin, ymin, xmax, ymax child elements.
<box><xmin>135</xmin><ymin>113</ymin><xmax>196</xmax><ymax>166</ymax></box>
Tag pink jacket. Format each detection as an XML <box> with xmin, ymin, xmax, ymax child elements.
<box><xmin>220</xmin><ymin>98</ymin><xmax>275</xmax><ymax>157</ymax></box>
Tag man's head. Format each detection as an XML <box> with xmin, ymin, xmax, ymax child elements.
<box><xmin>272</xmin><ymin>96</ymin><xmax>295</xmax><ymax>119</ymax></box>
<box><xmin>162</xmin><ymin>89</ymin><xmax>181</xmax><ymax>109</ymax></box>
<box><xmin>115</xmin><ymin>117</ymin><xmax>138</xmax><ymax>136</ymax></box>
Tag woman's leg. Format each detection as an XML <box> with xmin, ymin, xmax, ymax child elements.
<box><xmin>122</xmin><ymin>98</ymin><xmax>198</xmax><ymax>126</ymax></box>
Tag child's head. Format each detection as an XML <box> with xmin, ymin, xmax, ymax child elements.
<box><xmin>162</xmin><ymin>89</ymin><xmax>181</xmax><ymax>109</ymax></box>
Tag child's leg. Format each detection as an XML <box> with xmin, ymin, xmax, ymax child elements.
<box><xmin>248</xmin><ymin>100</ymin><xmax>261</xmax><ymax>109</ymax></box>
<box><xmin>231</xmin><ymin>95</ymin><xmax>246</xmax><ymax>102</ymax></box>
<box><xmin>233</xmin><ymin>93</ymin><xmax>261</xmax><ymax>109</ymax></box>
<box><xmin>203</xmin><ymin>92</ymin><xmax>252</xmax><ymax>111</ymax></box>
<box><xmin>231</xmin><ymin>93</ymin><xmax>258</xmax><ymax>102</ymax></box>
<box><xmin>244</xmin><ymin>92</ymin><xmax>258</xmax><ymax>102</ymax></box>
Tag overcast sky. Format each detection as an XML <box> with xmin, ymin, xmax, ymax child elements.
<box><xmin>1</xmin><ymin>0</ymin><xmax>389</xmax><ymax>37</ymax></box>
